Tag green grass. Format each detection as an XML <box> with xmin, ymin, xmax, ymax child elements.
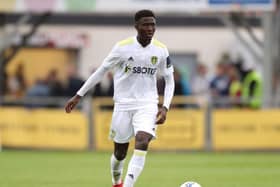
<box><xmin>0</xmin><ymin>151</ymin><xmax>279</xmax><ymax>187</ymax></box>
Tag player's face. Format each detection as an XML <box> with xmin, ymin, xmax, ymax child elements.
<box><xmin>135</xmin><ymin>17</ymin><xmax>156</xmax><ymax>41</ymax></box>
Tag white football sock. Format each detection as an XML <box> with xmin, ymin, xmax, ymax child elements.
<box><xmin>111</xmin><ymin>154</ymin><xmax>125</xmax><ymax>185</ymax></box>
<box><xmin>123</xmin><ymin>149</ymin><xmax>147</xmax><ymax>187</ymax></box>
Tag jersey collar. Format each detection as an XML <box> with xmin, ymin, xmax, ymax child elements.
<box><xmin>134</xmin><ymin>36</ymin><xmax>153</xmax><ymax>49</ymax></box>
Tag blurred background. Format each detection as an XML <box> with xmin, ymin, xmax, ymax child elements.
<box><xmin>0</xmin><ymin>0</ymin><xmax>280</xmax><ymax>187</ymax></box>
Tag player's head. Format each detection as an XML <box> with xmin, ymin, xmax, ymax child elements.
<box><xmin>134</xmin><ymin>10</ymin><xmax>156</xmax><ymax>41</ymax></box>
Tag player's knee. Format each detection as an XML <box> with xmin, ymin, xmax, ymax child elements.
<box><xmin>114</xmin><ymin>150</ymin><xmax>127</xmax><ymax>161</ymax></box>
<box><xmin>135</xmin><ymin>134</ymin><xmax>151</xmax><ymax>150</ymax></box>
<box><xmin>135</xmin><ymin>141</ymin><xmax>149</xmax><ymax>150</ymax></box>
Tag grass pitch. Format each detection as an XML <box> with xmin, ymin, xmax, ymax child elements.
<box><xmin>0</xmin><ymin>150</ymin><xmax>279</xmax><ymax>187</ymax></box>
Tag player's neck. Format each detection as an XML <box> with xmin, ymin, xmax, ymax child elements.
<box><xmin>137</xmin><ymin>36</ymin><xmax>151</xmax><ymax>47</ymax></box>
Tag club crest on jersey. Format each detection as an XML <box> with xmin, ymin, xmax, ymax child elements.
<box><xmin>151</xmin><ymin>56</ymin><xmax>158</xmax><ymax>65</ymax></box>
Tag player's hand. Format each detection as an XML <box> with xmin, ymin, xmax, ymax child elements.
<box><xmin>65</xmin><ymin>95</ymin><xmax>81</xmax><ymax>113</ymax></box>
<box><xmin>156</xmin><ymin>106</ymin><xmax>168</xmax><ymax>125</ymax></box>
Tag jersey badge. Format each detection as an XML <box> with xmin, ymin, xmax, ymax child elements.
<box><xmin>151</xmin><ymin>56</ymin><xmax>158</xmax><ymax>65</ymax></box>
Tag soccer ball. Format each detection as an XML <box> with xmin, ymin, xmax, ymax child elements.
<box><xmin>180</xmin><ymin>181</ymin><xmax>201</xmax><ymax>187</ymax></box>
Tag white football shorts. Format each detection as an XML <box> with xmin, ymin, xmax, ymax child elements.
<box><xmin>109</xmin><ymin>104</ymin><xmax>158</xmax><ymax>143</ymax></box>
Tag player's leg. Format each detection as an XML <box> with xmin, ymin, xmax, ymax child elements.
<box><xmin>123</xmin><ymin>131</ymin><xmax>153</xmax><ymax>187</ymax></box>
<box><xmin>111</xmin><ymin>142</ymin><xmax>129</xmax><ymax>187</ymax></box>
<box><xmin>123</xmin><ymin>106</ymin><xmax>157</xmax><ymax>187</ymax></box>
<box><xmin>110</xmin><ymin>110</ymin><xmax>134</xmax><ymax>187</ymax></box>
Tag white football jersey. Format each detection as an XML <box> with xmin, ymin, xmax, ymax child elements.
<box><xmin>101</xmin><ymin>36</ymin><xmax>173</xmax><ymax>110</ymax></box>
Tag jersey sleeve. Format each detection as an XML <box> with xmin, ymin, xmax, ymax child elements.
<box><xmin>101</xmin><ymin>44</ymin><xmax>123</xmax><ymax>70</ymax></box>
<box><xmin>158</xmin><ymin>47</ymin><xmax>174</xmax><ymax>76</ymax></box>
<box><xmin>76</xmin><ymin>43</ymin><xmax>122</xmax><ymax>97</ymax></box>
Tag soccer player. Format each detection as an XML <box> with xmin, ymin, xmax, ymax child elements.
<box><xmin>65</xmin><ymin>10</ymin><xmax>175</xmax><ymax>187</ymax></box>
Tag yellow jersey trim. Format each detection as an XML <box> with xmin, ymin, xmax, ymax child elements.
<box><xmin>152</xmin><ymin>39</ymin><xmax>167</xmax><ymax>49</ymax></box>
<box><xmin>117</xmin><ymin>37</ymin><xmax>134</xmax><ymax>46</ymax></box>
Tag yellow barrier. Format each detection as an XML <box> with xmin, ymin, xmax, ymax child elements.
<box><xmin>213</xmin><ymin>109</ymin><xmax>280</xmax><ymax>150</ymax></box>
<box><xmin>93</xmin><ymin>98</ymin><xmax>205</xmax><ymax>151</ymax></box>
<box><xmin>0</xmin><ymin>107</ymin><xmax>88</xmax><ymax>150</ymax></box>
<box><xmin>150</xmin><ymin>109</ymin><xmax>205</xmax><ymax>150</ymax></box>
<box><xmin>94</xmin><ymin>110</ymin><xmax>114</xmax><ymax>151</ymax></box>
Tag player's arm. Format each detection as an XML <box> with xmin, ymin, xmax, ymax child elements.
<box><xmin>65</xmin><ymin>45</ymin><xmax>121</xmax><ymax>113</ymax></box>
<box><xmin>156</xmin><ymin>73</ymin><xmax>175</xmax><ymax>124</ymax></box>
<box><xmin>156</xmin><ymin>54</ymin><xmax>175</xmax><ymax>124</ymax></box>
<box><xmin>65</xmin><ymin>66</ymin><xmax>108</xmax><ymax>113</ymax></box>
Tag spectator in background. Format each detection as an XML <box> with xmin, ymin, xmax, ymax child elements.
<box><xmin>227</xmin><ymin>63</ymin><xmax>242</xmax><ymax>107</ymax></box>
<box><xmin>210</xmin><ymin>63</ymin><xmax>230</xmax><ymax>96</ymax></box>
<box><xmin>191</xmin><ymin>63</ymin><xmax>209</xmax><ymax>95</ymax></box>
<box><xmin>7</xmin><ymin>63</ymin><xmax>26</xmax><ymax>98</ymax></box>
<box><xmin>191</xmin><ymin>63</ymin><xmax>210</xmax><ymax>107</ymax></box>
<box><xmin>234</xmin><ymin>57</ymin><xmax>263</xmax><ymax>109</ymax></box>
<box><xmin>64</xmin><ymin>64</ymin><xmax>84</xmax><ymax>96</ymax></box>
<box><xmin>25</xmin><ymin>78</ymin><xmax>50</xmax><ymax>108</ymax></box>
<box><xmin>46</xmin><ymin>69</ymin><xmax>64</xmax><ymax>97</ymax></box>
<box><xmin>26</xmin><ymin>78</ymin><xmax>50</xmax><ymax>97</ymax></box>
<box><xmin>210</xmin><ymin>60</ymin><xmax>230</xmax><ymax>107</ymax></box>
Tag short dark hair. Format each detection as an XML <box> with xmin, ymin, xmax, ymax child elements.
<box><xmin>134</xmin><ymin>10</ymin><xmax>155</xmax><ymax>22</ymax></box>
